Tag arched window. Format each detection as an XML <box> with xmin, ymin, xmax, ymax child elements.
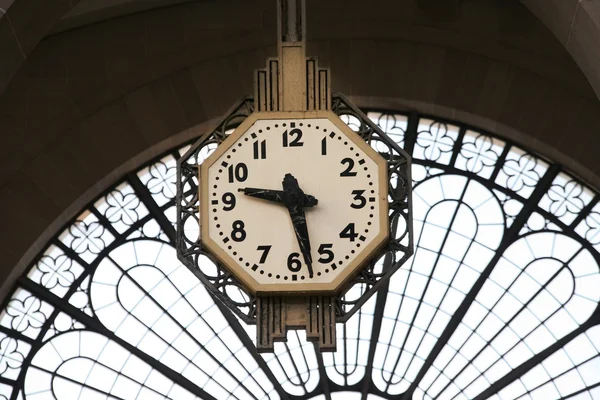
<box><xmin>1</xmin><ymin>110</ymin><xmax>599</xmax><ymax>400</ymax></box>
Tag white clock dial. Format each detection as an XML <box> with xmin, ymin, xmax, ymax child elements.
<box><xmin>200</xmin><ymin>113</ymin><xmax>388</xmax><ymax>293</ymax></box>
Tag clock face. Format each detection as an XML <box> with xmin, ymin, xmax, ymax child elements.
<box><xmin>200</xmin><ymin>112</ymin><xmax>388</xmax><ymax>293</ymax></box>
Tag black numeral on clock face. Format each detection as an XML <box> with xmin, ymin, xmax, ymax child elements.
<box><xmin>222</xmin><ymin>192</ymin><xmax>236</xmax><ymax>211</ymax></box>
<box><xmin>287</xmin><ymin>252</ymin><xmax>302</xmax><ymax>272</ymax></box>
<box><xmin>253</xmin><ymin>140</ymin><xmax>267</xmax><ymax>159</ymax></box>
<box><xmin>231</xmin><ymin>220</ymin><xmax>247</xmax><ymax>242</ymax></box>
<box><xmin>339</xmin><ymin>223</ymin><xmax>358</xmax><ymax>241</ymax></box>
<box><xmin>257</xmin><ymin>245</ymin><xmax>271</xmax><ymax>263</ymax></box>
<box><xmin>321</xmin><ymin>137</ymin><xmax>327</xmax><ymax>155</ymax></box>
<box><xmin>282</xmin><ymin>128</ymin><xmax>303</xmax><ymax>147</ymax></box>
<box><xmin>350</xmin><ymin>190</ymin><xmax>367</xmax><ymax>209</ymax></box>
<box><xmin>340</xmin><ymin>158</ymin><xmax>357</xmax><ymax>177</ymax></box>
<box><xmin>228</xmin><ymin>163</ymin><xmax>248</xmax><ymax>183</ymax></box>
<box><xmin>317</xmin><ymin>243</ymin><xmax>334</xmax><ymax>263</ymax></box>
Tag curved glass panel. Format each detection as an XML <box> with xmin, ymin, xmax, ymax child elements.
<box><xmin>25</xmin><ymin>330</ymin><xmax>201</xmax><ymax>399</ymax></box>
<box><xmin>373</xmin><ymin>174</ymin><xmax>505</xmax><ymax>394</ymax></box>
<box><xmin>91</xmin><ymin>240</ymin><xmax>277</xmax><ymax>400</ymax></box>
<box><xmin>493</xmin><ymin>325</ymin><xmax>600</xmax><ymax>400</ymax></box>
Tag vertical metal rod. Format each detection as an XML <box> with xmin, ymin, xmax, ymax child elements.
<box><xmin>287</xmin><ymin>0</ymin><xmax>298</xmax><ymax>42</ymax></box>
<box><xmin>280</xmin><ymin>0</ymin><xmax>303</xmax><ymax>43</ymax></box>
<box><xmin>277</xmin><ymin>0</ymin><xmax>307</xmax><ymax>111</ymax></box>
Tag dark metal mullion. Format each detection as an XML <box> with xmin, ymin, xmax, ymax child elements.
<box><xmin>91</xmin><ymin>202</ymin><xmax>163</xmax><ymax>242</ymax></box>
<box><xmin>269</xmin><ymin>343</ymin><xmax>297</xmax><ymax>388</ymax></box>
<box><xmin>386</xmin><ymin>183</ymin><xmax>469</xmax><ymax>394</ymax></box>
<box><xmin>211</xmin><ymin>296</ymin><xmax>290</xmax><ymax>400</ymax></box>
<box><xmin>448</xmin><ymin>126</ymin><xmax>466</xmax><ymax>167</ymax></box>
<box><xmin>128</xmin><ymin>173</ymin><xmax>176</xmax><ymax>243</ymax></box>
<box><xmin>437</xmin><ymin>260</ymin><xmax>577</xmax><ymax>398</ymax></box>
<box><xmin>415</xmin><ymin>159</ymin><xmax>533</xmax><ymax>207</ymax></box>
<box><xmin>283</xmin><ymin>339</ymin><xmax>308</xmax><ymax>395</ymax></box>
<box><xmin>342</xmin><ymin>322</ymin><xmax>349</xmax><ymax>385</ymax></box>
<box><xmin>349</xmin><ymin>308</ymin><xmax>365</xmax><ymax>380</ymax></box>
<box><xmin>536</xmin><ymin>349</ymin><xmax>600</xmax><ymax>398</ymax></box>
<box><xmin>10</xmin><ymin>264</ymin><xmax>97</xmax><ymax>400</ymax></box>
<box><xmin>361</xmin><ymin>282</ymin><xmax>389</xmax><ymax>400</ymax></box>
<box><xmin>361</xmin><ymin>157</ymin><xmax>410</xmax><ymax>399</ymax></box>
<box><xmin>0</xmin><ymin>376</ymin><xmax>15</xmax><ymax>387</ymax></box>
<box><xmin>8</xmin><ymin>379</ymin><xmax>19</xmax><ymax>400</ymax></box>
<box><xmin>400</xmin><ymin>164</ymin><xmax>560</xmax><ymax>400</ymax></box>
<box><xmin>473</xmin><ymin>316</ymin><xmax>600</xmax><ymax>400</ymax></box>
<box><xmin>10</xmin><ymin>316</ymin><xmax>53</xmax><ymax>400</ymax></box>
<box><xmin>361</xmin><ymin>157</ymin><xmax>412</xmax><ymax>398</ymax></box>
<box><xmin>0</xmin><ymin>325</ymin><xmax>34</xmax><ymax>345</ymax></box>
<box><xmin>403</xmin><ymin>112</ymin><xmax>419</xmax><ymax>156</ymax></box>
<box><xmin>51</xmin><ymin>239</ymin><xmax>101</xmax><ymax>303</ymax></box>
<box><xmin>17</xmin><ymin>277</ymin><xmax>218</xmax><ymax>400</ymax></box>
<box><xmin>56</xmin><ymin>209</ymin><xmax>164</xmax><ymax>269</ymax></box>
<box><xmin>10</xmin><ymin>256</ymin><xmax>95</xmax><ymax>400</ymax></box>
<box><xmin>37</xmin><ymin>363</ymin><xmax>128</xmax><ymax>400</ymax></box>
<box><xmin>89</xmin><ymin>206</ymin><xmax>120</xmax><ymax>238</ymax></box>
<box><xmin>440</xmin><ymin>252</ymin><xmax>578</xmax><ymax>394</ymax></box>
<box><xmin>313</xmin><ymin>345</ymin><xmax>332</xmax><ymax>400</ymax></box>
<box><xmin>48</xmin><ymin>240</ymin><xmax>110</xmax><ymax>324</ymax></box>
<box><xmin>570</xmin><ymin>194</ymin><xmax>599</xmax><ymax>229</ymax></box>
<box><xmin>563</xmin><ymin>379</ymin><xmax>600</xmax><ymax>399</ymax></box>
<box><xmin>489</xmin><ymin>144</ymin><xmax>512</xmax><ymax>182</ymax></box>
<box><xmin>53</xmin><ymin>239</ymin><xmax>97</xmax><ymax>274</ymax></box>
<box><xmin>404</xmin><ymin>206</ymin><xmax>483</xmax><ymax>392</ymax></box>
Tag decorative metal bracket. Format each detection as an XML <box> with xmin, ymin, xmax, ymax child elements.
<box><xmin>253</xmin><ymin>0</ymin><xmax>336</xmax><ymax>352</ymax></box>
<box><xmin>176</xmin><ymin>0</ymin><xmax>413</xmax><ymax>355</ymax></box>
<box><xmin>255</xmin><ymin>0</ymin><xmax>330</xmax><ymax>113</ymax></box>
<box><xmin>256</xmin><ymin>296</ymin><xmax>336</xmax><ymax>352</ymax></box>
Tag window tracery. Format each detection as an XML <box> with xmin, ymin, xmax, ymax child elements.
<box><xmin>0</xmin><ymin>110</ymin><xmax>598</xmax><ymax>400</ymax></box>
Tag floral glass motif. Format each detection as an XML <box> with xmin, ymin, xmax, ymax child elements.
<box><xmin>0</xmin><ymin>108</ymin><xmax>599</xmax><ymax>400</ymax></box>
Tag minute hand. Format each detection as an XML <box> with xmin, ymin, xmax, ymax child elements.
<box><xmin>287</xmin><ymin>204</ymin><xmax>314</xmax><ymax>278</ymax></box>
<box><xmin>281</xmin><ymin>174</ymin><xmax>317</xmax><ymax>278</ymax></box>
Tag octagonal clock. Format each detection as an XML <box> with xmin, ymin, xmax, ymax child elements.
<box><xmin>199</xmin><ymin>111</ymin><xmax>388</xmax><ymax>293</ymax></box>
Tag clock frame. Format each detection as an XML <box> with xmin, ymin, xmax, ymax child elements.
<box><xmin>199</xmin><ymin>111</ymin><xmax>389</xmax><ymax>294</ymax></box>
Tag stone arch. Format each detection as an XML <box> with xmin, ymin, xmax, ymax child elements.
<box><xmin>2</xmin><ymin>0</ymin><xmax>600</xmax><ymax>305</ymax></box>
<box><xmin>521</xmin><ymin>0</ymin><xmax>600</xmax><ymax>99</ymax></box>
<box><xmin>2</xmin><ymin>0</ymin><xmax>600</xmax><ymax>99</ymax></box>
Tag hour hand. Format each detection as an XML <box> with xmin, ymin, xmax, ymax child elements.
<box><xmin>238</xmin><ymin>187</ymin><xmax>285</xmax><ymax>204</ymax></box>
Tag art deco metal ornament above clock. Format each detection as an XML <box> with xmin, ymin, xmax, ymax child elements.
<box><xmin>176</xmin><ymin>0</ymin><xmax>413</xmax><ymax>352</ymax></box>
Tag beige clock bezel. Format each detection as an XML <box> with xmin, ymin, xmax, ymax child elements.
<box><xmin>199</xmin><ymin>111</ymin><xmax>389</xmax><ymax>295</ymax></box>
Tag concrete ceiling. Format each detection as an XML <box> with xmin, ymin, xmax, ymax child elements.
<box><xmin>0</xmin><ymin>0</ymin><xmax>599</xmax><ymax>295</ymax></box>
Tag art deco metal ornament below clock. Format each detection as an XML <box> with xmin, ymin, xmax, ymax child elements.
<box><xmin>176</xmin><ymin>0</ymin><xmax>413</xmax><ymax>352</ymax></box>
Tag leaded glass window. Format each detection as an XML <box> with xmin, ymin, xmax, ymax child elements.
<box><xmin>1</xmin><ymin>110</ymin><xmax>599</xmax><ymax>400</ymax></box>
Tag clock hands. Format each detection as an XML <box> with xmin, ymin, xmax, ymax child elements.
<box><xmin>238</xmin><ymin>173</ymin><xmax>317</xmax><ymax>278</ymax></box>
